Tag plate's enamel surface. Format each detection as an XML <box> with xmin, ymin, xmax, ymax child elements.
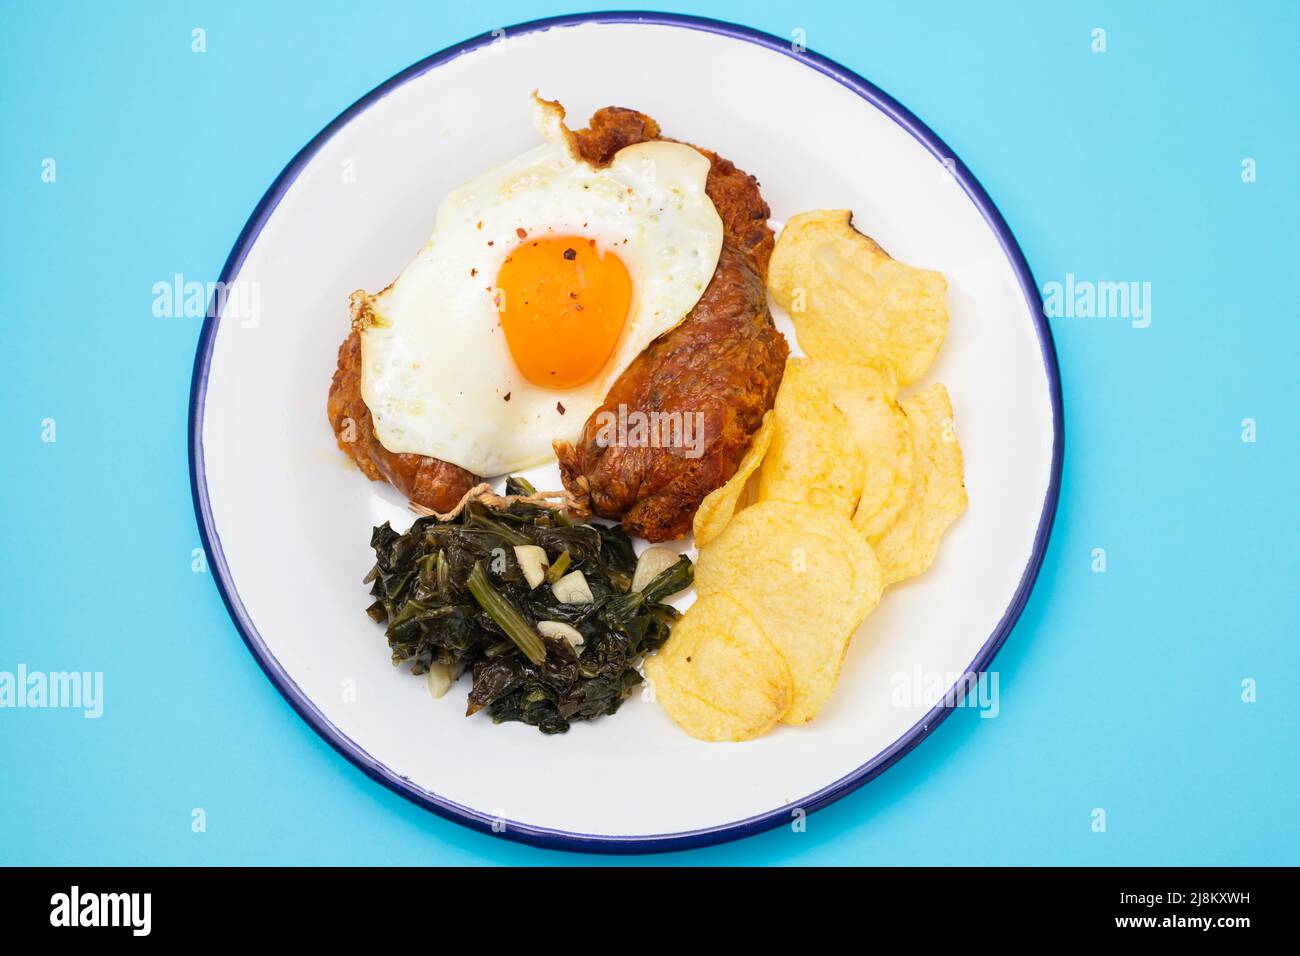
<box><xmin>192</xmin><ymin>16</ymin><xmax>1059</xmax><ymax>850</ymax></box>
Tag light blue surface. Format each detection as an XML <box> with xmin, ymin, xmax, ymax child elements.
<box><xmin>2</xmin><ymin>0</ymin><xmax>1297</xmax><ymax>865</ymax></box>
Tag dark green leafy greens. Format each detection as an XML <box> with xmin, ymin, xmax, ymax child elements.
<box><xmin>364</xmin><ymin>482</ymin><xmax>693</xmax><ymax>734</ymax></box>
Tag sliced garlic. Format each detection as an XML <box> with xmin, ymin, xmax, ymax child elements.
<box><xmin>537</xmin><ymin>620</ymin><xmax>585</xmax><ymax>652</ymax></box>
<box><xmin>513</xmin><ymin>545</ymin><xmax>549</xmax><ymax>589</ymax></box>
<box><xmin>632</xmin><ymin>546</ymin><xmax>682</xmax><ymax>593</ymax></box>
<box><xmin>426</xmin><ymin>661</ymin><xmax>460</xmax><ymax>700</ymax></box>
<box><xmin>552</xmin><ymin>569</ymin><xmax>594</xmax><ymax>605</ymax></box>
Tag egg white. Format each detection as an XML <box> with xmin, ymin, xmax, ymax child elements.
<box><xmin>357</xmin><ymin>100</ymin><xmax>724</xmax><ymax>477</ymax></box>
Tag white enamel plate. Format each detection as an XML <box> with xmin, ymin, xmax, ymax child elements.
<box><xmin>190</xmin><ymin>14</ymin><xmax>1062</xmax><ymax>852</ymax></box>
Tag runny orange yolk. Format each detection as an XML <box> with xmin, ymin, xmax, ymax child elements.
<box><xmin>496</xmin><ymin>236</ymin><xmax>632</xmax><ymax>389</ymax></box>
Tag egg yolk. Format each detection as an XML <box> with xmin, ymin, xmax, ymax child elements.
<box><xmin>496</xmin><ymin>236</ymin><xmax>632</xmax><ymax>388</ymax></box>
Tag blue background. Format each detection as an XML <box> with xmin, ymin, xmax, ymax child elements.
<box><xmin>2</xmin><ymin>0</ymin><xmax>1297</xmax><ymax>865</ymax></box>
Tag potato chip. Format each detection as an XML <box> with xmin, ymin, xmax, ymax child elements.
<box><xmin>692</xmin><ymin>411</ymin><xmax>775</xmax><ymax>547</ymax></box>
<box><xmin>645</xmin><ymin>592</ymin><xmax>793</xmax><ymax>742</ymax></box>
<box><xmin>756</xmin><ymin>360</ymin><xmax>865</xmax><ymax>518</ymax></box>
<box><xmin>868</xmin><ymin>383</ymin><xmax>967</xmax><ymax>584</ymax></box>
<box><xmin>849</xmin><ymin>396</ymin><xmax>913</xmax><ymax>540</ymax></box>
<box><xmin>695</xmin><ymin>501</ymin><xmax>884</xmax><ymax>723</ymax></box>
<box><xmin>768</xmin><ymin>209</ymin><xmax>948</xmax><ymax>386</ymax></box>
<box><xmin>790</xmin><ymin>355</ymin><xmax>899</xmax><ymax>403</ymax></box>
<box><xmin>788</xmin><ymin>358</ymin><xmax>913</xmax><ymax>539</ymax></box>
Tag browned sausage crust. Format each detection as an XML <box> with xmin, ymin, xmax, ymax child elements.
<box><xmin>327</xmin><ymin>105</ymin><xmax>786</xmax><ymax>533</ymax></box>
<box><xmin>554</xmin><ymin>111</ymin><xmax>787</xmax><ymax>541</ymax></box>
<box><xmin>556</xmin><ymin>242</ymin><xmax>786</xmax><ymax>540</ymax></box>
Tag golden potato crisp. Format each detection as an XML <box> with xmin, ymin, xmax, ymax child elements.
<box><xmin>805</xmin><ymin>356</ymin><xmax>899</xmax><ymax>402</ymax></box>
<box><xmin>788</xmin><ymin>358</ymin><xmax>913</xmax><ymax>539</ymax></box>
<box><xmin>768</xmin><ymin>209</ymin><xmax>948</xmax><ymax>386</ymax></box>
<box><xmin>645</xmin><ymin>592</ymin><xmax>793</xmax><ymax>742</ymax></box>
<box><xmin>693</xmin><ymin>411</ymin><xmax>775</xmax><ymax>548</ymax></box>
<box><xmin>756</xmin><ymin>360</ymin><xmax>865</xmax><ymax>518</ymax></box>
<box><xmin>849</xmin><ymin>395</ymin><xmax>913</xmax><ymax>540</ymax></box>
<box><xmin>695</xmin><ymin>501</ymin><xmax>884</xmax><ymax>723</ymax></box>
<box><xmin>869</xmin><ymin>383</ymin><xmax>968</xmax><ymax>584</ymax></box>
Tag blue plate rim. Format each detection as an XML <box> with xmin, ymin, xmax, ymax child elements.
<box><xmin>188</xmin><ymin>10</ymin><xmax>1065</xmax><ymax>855</ymax></box>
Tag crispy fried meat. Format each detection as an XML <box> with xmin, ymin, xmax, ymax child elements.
<box><xmin>327</xmin><ymin>105</ymin><xmax>786</xmax><ymax>535</ymax></box>
<box><xmin>554</xmin><ymin>109</ymin><xmax>787</xmax><ymax>540</ymax></box>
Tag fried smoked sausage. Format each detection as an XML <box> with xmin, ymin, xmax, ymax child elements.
<box><xmin>328</xmin><ymin>105</ymin><xmax>786</xmax><ymax>533</ymax></box>
<box><xmin>554</xmin><ymin>109</ymin><xmax>787</xmax><ymax>540</ymax></box>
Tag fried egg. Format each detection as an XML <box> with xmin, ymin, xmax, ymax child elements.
<box><xmin>356</xmin><ymin>97</ymin><xmax>724</xmax><ymax>477</ymax></box>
